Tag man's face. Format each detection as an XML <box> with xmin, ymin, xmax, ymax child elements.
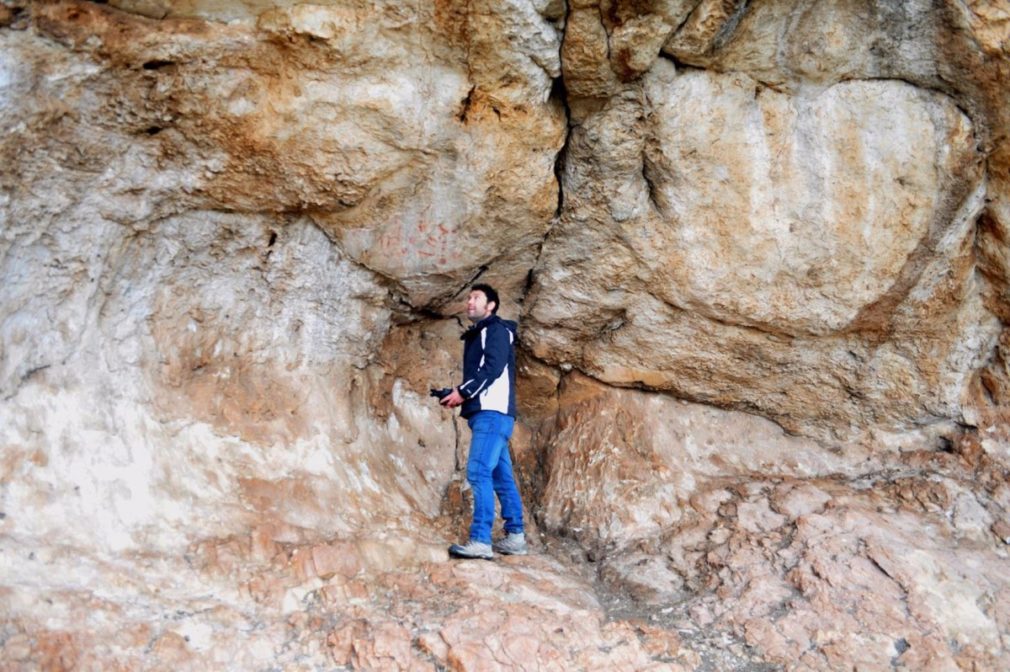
<box><xmin>466</xmin><ymin>290</ymin><xmax>495</xmax><ymax>322</ymax></box>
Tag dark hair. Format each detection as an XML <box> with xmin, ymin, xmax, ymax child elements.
<box><xmin>471</xmin><ymin>283</ymin><xmax>500</xmax><ymax>313</ymax></box>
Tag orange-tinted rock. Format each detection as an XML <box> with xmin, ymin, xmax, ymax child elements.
<box><xmin>3</xmin><ymin>0</ymin><xmax>1010</xmax><ymax>670</ymax></box>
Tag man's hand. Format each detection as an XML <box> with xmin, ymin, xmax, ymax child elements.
<box><xmin>441</xmin><ymin>387</ymin><xmax>464</xmax><ymax>408</ymax></box>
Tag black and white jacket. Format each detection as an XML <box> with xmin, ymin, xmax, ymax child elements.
<box><xmin>457</xmin><ymin>314</ymin><xmax>517</xmax><ymax>419</ymax></box>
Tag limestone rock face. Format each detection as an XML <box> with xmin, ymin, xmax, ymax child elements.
<box><xmin>1</xmin><ymin>0</ymin><xmax>563</xmax><ymax>546</ymax></box>
<box><xmin>534</xmin><ymin>376</ymin><xmax>1010</xmax><ymax>670</ymax></box>
<box><xmin>3</xmin><ymin>0</ymin><xmax>1010</xmax><ymax>671</ymax></box>
<box><xmin>12</xmin><ymin>0</ymin><xmax>565</xmax><ymax>309</ymax></box>
<box><xmin>537</xmin><ymin>374</ymin><xmax>853</xmax><ymax>552</ymax></box>
<box><xmin>525</xmin><ymin>0</ymin><xmax>1008</xmax><ymax>440</ymax></box>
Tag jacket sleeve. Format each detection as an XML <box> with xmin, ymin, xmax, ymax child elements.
<box><xmin>458</xmin><ymin>323</ymin><xmax>511</xmax><ymax>399</ymax></box>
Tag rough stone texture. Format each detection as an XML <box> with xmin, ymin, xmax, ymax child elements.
<box><xmin>0</xmin><ymin>0</ymin><xmax>564</xmax><ymax>543</ymax></box>
<box><xmin>534</xmin><ymin>376</ymin><xmax>1010</xmax><ymax>670</ymax></box>
<box><xmin>526</xmin><ymin>0</ymin><xmax>1006</xmax><ymax>440</ymax></box>
<box><xmin>9</xmin><ymin>0</ymin><xmax>565</xmax><ymax>310</ymax></box>
<box><xmin>2</xmin><ymin>0</ymin><xmax>1010</xmax><ymax>670</ymax></box>
<box><xmin>537</xmin><ymin>373</ymin><xmax>857</xmax><ymax>554</ymax></box>
<box><xmin>1</xmin><ymin>522</ymin><xmax>708</xmax><ymax>671</ymax></box>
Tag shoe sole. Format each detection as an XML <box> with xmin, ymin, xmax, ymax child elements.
<box><xmin>448</xmin><ymin>547</ymin><xmax>494</xmax><ymax>560</ymax></box>
<box><xmin>492</xmin><ymin>547</ymin><xmax>528</xmax><ymax>556</ymax></box>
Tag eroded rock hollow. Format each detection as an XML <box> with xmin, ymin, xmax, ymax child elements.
<box><xmin>2</xmin><ymin>0</ymin><xmax>1010</xmax><ymax>669</ymax></box>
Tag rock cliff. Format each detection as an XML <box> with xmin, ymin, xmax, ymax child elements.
<box><xmin>2</xmin><ymin>1</ymin><xmax>1009</xmax><ymax>670</ymax></box>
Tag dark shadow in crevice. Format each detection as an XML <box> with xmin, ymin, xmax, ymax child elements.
<box><xmin>142</xmin><ymin>59</ymin><xmax>175</xmax><ymax>71</ymax></box>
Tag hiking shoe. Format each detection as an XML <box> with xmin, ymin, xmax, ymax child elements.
<box><xmin>492</xmin><ymin>532</ymin><xmax>528</xmax><ymax>556</ymax></box>
<box><xmin>448</xmin><ymin>540</ymin><xmax>493</xmax><ymax>560</ymax></box>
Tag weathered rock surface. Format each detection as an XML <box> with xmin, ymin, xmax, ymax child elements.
<box><xmin>535</xmin><ymin>375</ymin><xmax>1010</xmax><ymax>670</ymax></box>
<box><xmin>537</xmin><ymin>373</ymin><xmax>857</xmax><ymax>553</ymax></box>
<box><xmin>7</xmin><ymin>0</ymin><xmax>565</xmax><ymax>310</ymax></box>
<box><xmin>528</xmin><ymin>0</ymin><xmax>1008</xmax><ymax>440</ymax></box>
<box><xmin>2</xmin><ymin>0</ymin><xmax>1010</xmax><ymax>670</ymax></box>
<box><xmin>1</xmin><ymin>522</ymin><xmax>703</xmax><ymax>671</ymax></box>
<box><xmin>0</xmin><ymin>0</ymin><xmax>565</xmax><ymax>544</ymax></box>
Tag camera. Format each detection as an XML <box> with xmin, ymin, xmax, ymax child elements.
<box><xmin>430</xmin><ymin>387</ymin><xmax>453</xmax><ymax>400</ymax></box>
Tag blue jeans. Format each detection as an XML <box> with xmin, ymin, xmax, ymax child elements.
<box><xmin>466</xmin><ymin>411</ymin><xmax>524</xmax><ymax>544</ymax></box>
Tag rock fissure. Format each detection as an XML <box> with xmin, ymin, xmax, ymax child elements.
<box><xmin>711</xmin><ymin>0</ymin><xmax>752</xmax><ymax>53</ymax></box>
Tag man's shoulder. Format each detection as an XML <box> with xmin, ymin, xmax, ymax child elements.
<box><xmin>482</xmin><ymin>316</ymin><xmax>517</xmax><ymax>336</ymax></box>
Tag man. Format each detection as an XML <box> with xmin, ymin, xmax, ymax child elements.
<box><xmin>440</xmin><ymin>283</ymin><xmax>527</xmax><ymax>559</ymax></box>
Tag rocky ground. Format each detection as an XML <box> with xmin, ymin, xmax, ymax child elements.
<box><xmin>4</xmin><ymin>422</ymin><xmax>1009</xmax><ymax>671</ymax></box>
